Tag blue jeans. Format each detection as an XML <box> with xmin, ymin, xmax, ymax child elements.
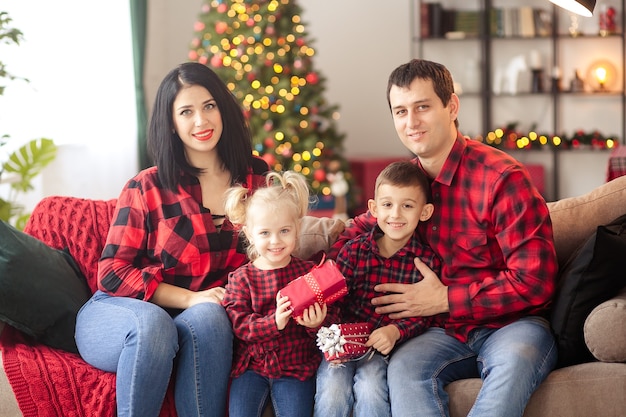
<box><xmin>314</xmin><ymin>353</ymin><xmax>390</xmax><ymax>417</ymax></box>
<box><xmin>387</xmin><ymin>316</ymin><xmax>557</xmax><ymax>417</ymax></box>
<box><xmin>228</xmin><ymin>370</ymin><xmax>315</xmax><ymax>417</ymax></box>
<box><xmin>75</xmin><ymin>290</ymin><xmax>233</xmax><ymax>417</ymax></box>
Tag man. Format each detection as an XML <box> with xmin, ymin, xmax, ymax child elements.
<box><xmin>331</xmin><ymin>59</ymin><xmax>558</xmax><ymax>417</ymax></box>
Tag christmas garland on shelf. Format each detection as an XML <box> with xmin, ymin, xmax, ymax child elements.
<box><xmin>472</xmin><ymin>123</ymin><xmax>619</xmax><ymax>151</ymax></box>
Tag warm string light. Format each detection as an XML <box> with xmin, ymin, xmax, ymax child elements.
<box><xmin>477</xmin><ymin>126</ymin><xmax>617</xmax><ymax>150</ymax></box>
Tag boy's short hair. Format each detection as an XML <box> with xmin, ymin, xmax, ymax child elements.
<box><xmin>374</xmin><ymin>161</ymin><xmax>432</xmax><ymax>202</ymax></box>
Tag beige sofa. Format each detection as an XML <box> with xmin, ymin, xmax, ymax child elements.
<box><xmin>2</xmin><ymin>175</ymin><xmax>626</xmax><ymax>416</ymax></box>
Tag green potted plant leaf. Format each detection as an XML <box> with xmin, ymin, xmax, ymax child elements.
<box><xmin>1</xmin><ymin>137</ymin><xmax>57</xmax><ymax>229</ymax></box>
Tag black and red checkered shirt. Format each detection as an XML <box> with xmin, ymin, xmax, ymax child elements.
<box><xmin>335</xmin><ymin>226</ymin><xmax>443</xmax><ymax>344</ymax></box>
<box><xmin>331</xmin><ymin>134</ymin><xmax>558</xmax><ymax>343</ymax></box>
<box><xmin>98</xmin><ymin>158</ymin><xmax>268</xmax><ymax>300</ymax></box>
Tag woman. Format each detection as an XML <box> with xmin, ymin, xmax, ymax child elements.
<box><xmin>75</xmin><ymin>62</ymin><xmax>269</xmax><ymax>417</ymax></box>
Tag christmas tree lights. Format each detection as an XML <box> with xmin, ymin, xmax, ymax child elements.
<box><xmin>189</xmin><ymin>0</ymin><xmax>351</xmax><ymax>205</ymax></box>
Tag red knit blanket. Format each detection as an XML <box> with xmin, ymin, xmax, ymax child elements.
<box><xmin>0</xmin><ymin>196</ymin><xmax>178</xmax><ymax>416</ymax></box>
<box><xmin>1</xmin><ymin>325</ymin><xmax>177</xmax><ymax>416</ymax></box>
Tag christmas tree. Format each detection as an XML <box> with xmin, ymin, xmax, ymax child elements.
<box><xmin>189</xmin><ymin>0</ymin><xmax>351</xmax><ymax>214</ymax></box>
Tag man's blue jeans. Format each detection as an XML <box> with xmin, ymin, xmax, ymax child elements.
<box><xmin>75</xmin><ymin>290</ymin><xmax>233</xmax><ymax>417</ymax></box>
<box><xmin>228</xmin><ymin>370</ymin><xmax>315</xmax><ymax>417</ymax></box>
<box><xmin>387</xmin><ymin>316</ymin><xmax>557</xmax><ymax>417</ymax></box>
<box><xmin>314</xmin><ymin>353</ymin><xmax>390</xmax><ymax>417</ymax></box>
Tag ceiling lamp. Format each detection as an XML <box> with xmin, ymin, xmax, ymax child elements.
<box><xmin>549</xmin><ymin>0</ymin><xmax>596</xmax><ymax>17</ymax></box>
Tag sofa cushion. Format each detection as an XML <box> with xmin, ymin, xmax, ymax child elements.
<box><xmin>0</xmin><ymin>220</ymin><xmax>91</xmax><ymax>353</ymax></box>
<box><xmin>295</xmin><ymin>215</ymin><xmax>345</xmax><ymax>261</ymax></box>
<box><xmin>547</xmin><ymin>175</ymin><xmax>626</xmax><ymax>265</ymax></box>
<box><xmin>550</xmin><ymin>213</ymin><xmax>626</xmax><ymax>368</ymax></box>
<box><xmin>584</xmin><ymin>287</ymin><xmax>626</xmax><ymax>363</ymax></box>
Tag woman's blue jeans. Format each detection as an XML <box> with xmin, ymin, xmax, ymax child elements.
<box><xmin>314</xmin><ymin>353</ymin><xmax>390</xmax><ymax>417</ymax></box>
<box><xmin>387</xmin><ymin>316</ymin><xmax>557</xmax><ymax>417</ymax></box>
<box><xmin>228</xmin><ymin>370</ymin><xmax>315</xmax><ymax>417</ymax></box>
<box><xmin>75</xmin><ymin>290</ymin><xmax>233</xmax><ymax>417</ymax></box>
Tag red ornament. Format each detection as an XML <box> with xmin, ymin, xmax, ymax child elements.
<box><xmin>306</xmin><ymin>72</ymin><xmax>319</xmax><ymax>84</ymax></box>
<box><xmin>264</xmin><ymin>137</ymin><xmax>275</xmax><ymax>148</ymax></box>
<box><xmin>194</xmin><ymin>21</ymin><xmax>205</xmax><ymax>32</ymax></box>
<box><xmin>296</xmin><ymin>38</ymin><xmax>305</xmax><ymax>47</ymax></box>
<box><xmin>210</xmin><ymin>54</ymin><xmax>223</xmax><ymax>67</ymax></box>
<box><xmin>189</xmin><ymin>50</ymin><xmax>199</xmax><ymax>60</ymax></box>
<box><xmin>261</xmin><ymin>153</ymin><xmax>276</xmax><ymax>166</ymax></box>
<box><xmin>314</xmin><ymin>169</ymin><xmax>326</xmax><ymax>182</ymax></box>
<box><xmin>247</xmin><ymin>72</ymin><xmax>256</xmax><ymax>82</ymax></box>
<box><xmin>198</xmin><ymin>55</ymin><xmax>208</xmax><ymax>65</ymax></box>
<box><xmin>215</xmin><ymin>21</ymin><xmax>228</xmax><ymax>34</ymax></box>
<box><xmin>217</xmin><ymin>3</ymin><xmax>228</xmax><ymax>13</ymax></box>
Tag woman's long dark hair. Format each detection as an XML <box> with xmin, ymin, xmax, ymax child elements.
<box><xmin>147</xmin><ymin>62</ymin><xmax>254</xmax><ymax>191</ymax></box>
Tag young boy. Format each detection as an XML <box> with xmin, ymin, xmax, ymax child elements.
<box><xmin>314</xmin><ymin>161</ymin><xmax>443</xmax><ymax>417</ymax></box>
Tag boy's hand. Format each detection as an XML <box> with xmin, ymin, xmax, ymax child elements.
<box><xmin>366</xmin><ymin>324</ymin><xmax>400</xmax><ymax>355</ymax></box>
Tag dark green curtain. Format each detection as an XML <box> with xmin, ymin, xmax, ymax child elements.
<box><xmin>130</xmin><ymin>0</ymin><xmax>150</xmax><ymax>169</ymax></box>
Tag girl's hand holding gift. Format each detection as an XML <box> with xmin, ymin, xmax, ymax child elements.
<box><xmin>275</xmin><ymin>293</ymin><xmax>292</xmax><ymax>330</ymax></box>
<box><xmin>296</xmin><ymin>302</ymin><xmax>327</xmax><ymax>328</ymax></box>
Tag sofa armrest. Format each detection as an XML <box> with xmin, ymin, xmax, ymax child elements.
<box><xmin>584</xmin><ymin>286</ymin><xmax>626</xmax><ymax>363</ymax></box>
<box><xmin>547</xmin><ymin>175</ymin><xmax>626</xmax><ymax>266</ymax></box>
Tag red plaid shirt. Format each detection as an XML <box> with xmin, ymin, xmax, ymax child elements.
<box><xmin>331</xmin><ymin>134</ymin><xmax>557</xmax><ymax>342</ymax></box>
<box><xmin>335</xmin><ymin>226</ymin><xmax>443</xmax><ymax>344</ymax></box>
<box><xmin>98</xmin><ymin>159</ymin><xmax>268</xmax><ymax>300</ymax></box>
<box><xmin>223</xmin><ymin>257</ymin><xmax>322</xmax><ymax>381</ymax></box>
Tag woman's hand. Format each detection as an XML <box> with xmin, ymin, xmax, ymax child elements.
<box><xmin>152</xmin><ymin>282</ymin><xmax>226</xmax><ymax>309</ymax></box>
<box><xmin>188</xmin><ymin>286</ymin><xmax>226</xmax><ymax>307</ymax></box>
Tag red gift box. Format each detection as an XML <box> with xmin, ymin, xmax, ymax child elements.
<box><xmin>279</xmin><ymin>258</ymin><xmax>348</xmax><ymax>319</ymax></box>
<box><xmin>317</xmin><ymin>322</ymin><xmax>374</xmax><ymax>362</ymax></box>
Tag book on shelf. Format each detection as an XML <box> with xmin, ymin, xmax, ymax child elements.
<box><xmin>492</xmin><ymin>6</ymin><xmax>552</xmax><ymax>38</ymax></box>
<box><xmin>418</xmin><ymin>3</ymin><xmax>552</xmax><ymax>39</ymax></box>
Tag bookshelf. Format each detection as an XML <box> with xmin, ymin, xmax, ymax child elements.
<box><xmin>413</xmin><ymin>0</ymin><xmax>626</xmax><ymax>200</ymax></box>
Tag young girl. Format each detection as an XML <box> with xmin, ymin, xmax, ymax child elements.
<box><xmin>222</xmin><ymin>171</ymin><xmax>329</xmax><ymax>417</ymax></box>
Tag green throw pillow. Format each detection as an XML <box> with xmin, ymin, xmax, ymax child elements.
<box><xmin>0</xmin><ymin>220</ymin><xmax>91</xmax><ymax>353</ymax></box>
